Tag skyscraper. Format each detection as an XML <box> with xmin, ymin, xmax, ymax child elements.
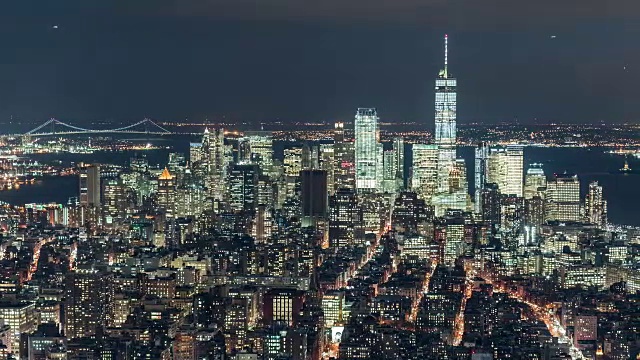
<box><xmin>393</xmin><ymin>137</ymin><xmax>405</xmax><ymax>187</ymax></box>
<box><xmin>435</xmin><ymin>35</ymin><xmax>457</xmax><ymax>187</ymax></box>
<box><xmin>103</xmin><ymin>178</ymin><xmax>126</xmax><ymax>222</ymax></box>
<box><xmin>333</xmin><ymin>122</ymin><xmax>355</xmax><ymax>192</ymax></box>
<box><xmin>319</xmin><ymin>143</ymin><xmax>335</xmax><ymax>195</ymax></box>
<box><xmin>301</xmin><ymin>170</ymin><xmax>328</xmax><ymax>220</ymax></box>
<box><xmin>524</xmin><ymin>164</ymin><xmax>547</xmax><ymax>199</ymax></box>
<box><xmin>585</xmin><ymin>181</ymin><xmax>607</xmax><ymax>227</ymax></box>
<box><xmin>228</xmin><ymin>164</ymin><xmax>259</xmax><ymax>213</ymax></box>
<box><xmin>545</xmin><ymin>173</ymin><xmax>581</xmax><ymax>222</ymax></box>
<box><xmin>79</xmin><ymin>165</ymin><xmax>101</xmax><ymax>207</ymax></box>
<box><xmin>244</xmin><ymin>131</ymin><xmax>275</xmax><ymax>177</ymax></box>
<box><xmin>283</xmin><ymin>147</ymin><xmax>303</xmax><ymax>177</ymax></box>
<box><xmin>328</xmin><ymin>188</ymin><xmax>360</xmax><ymax>248</ymax></box>
<box><xmin>432</xmin><ymin>35</ymin><xmax>467</xmax><ymax>215</ymax></box>
<box><xmin>382</xmin><ymin>149</ymin><xmax>398</xmax><ymax>193</ymax></box>
<box><xmin>157</xmin><ymin>167</ymin><xmax>176</xmax><ymax>218</ymax></box>
<box><xmin>202</xmin><ymin>128</ymin><xmax>227</xmax><ymax>200</ymax></box>
<box><xmin>487</xmin><ymin>145</ymin><xmax>524</xmax><ymax>197</ymax></box>
<box><xmin>411</xmin><ymin>144</ymin><xmax>439</xmax><ymax>203</ymax></box>
<box><xmin>474</xmin><ymin>142</ymin><xmax>490</xmax><ymax>213</ymax></box>
<box><xmin>480</xmin><ymin>183</ymin><xmax>501</xmax><ymax>225</ymax></box>
<box><xmin>189</xmin><ymin>142</ymin><xmax>203</xmax><ymax>164</ymax></box>
<box><xmin>354</xmin><ymin>108</ymin><xmax>380</xmax><ymax>193</ymax></box>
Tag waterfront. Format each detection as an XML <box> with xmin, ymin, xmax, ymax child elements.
<box><xmin>0</xmin><ymin>138</ymin><xmax>638</xmax><ymax>226</ymax></box>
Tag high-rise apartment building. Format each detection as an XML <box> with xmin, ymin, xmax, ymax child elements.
<box><xmin>585</xmin><ymin>181</ymin><xmax>607</xmax><ymax>227</ymax></box>
<box><xmin>354</xmin><ymin>108</ymin><xmax>380</xmax><ymax>192</ymax></box>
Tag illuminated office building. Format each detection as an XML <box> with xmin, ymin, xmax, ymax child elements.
<box><xmin>354</xmin><ymin>108</ymin><xmax>380</xmax><ymax>192</ymax></box>
<box><xmin>157</xmin><ymin>167</ymin><xmax>176</xmax><ymax>218</ymax></box>
<box><xmin>382</xmin><ymin>149</ymin><xmax>399</xmax><ymax>193</ymax></box>
<box><xmin>102</xmin><ymin>178</ymin><xmax>126</xmax><ymax>222</ymax></box>
<box><xmin>411</xmin><ymin>144</ymin><xmax>439</xmax><ymax>203</ymax></box>
<box><xmin>189</xmin><ymin>142</ymin><xmax>203</xmax><ymax>164</ymax></box>
<box><xmin>333</xmin><ymin>122</ymin><xmax>355</xmax><ymax>191</ymax></box>
<box><xmin>0</xmin><ymin>302</ymin><xmax>37</xmax><ymax>352</ymax></box>
<box><xmin>524</xmin><ymin>163</ymin><xmax>547</xmax><ymax>199</ymax></box>
<box><xmin>432</xmin><ymin>159</ymin><xmax>469</xmax><ymax>216</ymax></box>
<box><xmin>175</xmin><ymin>184</ymin><xmax>208</xmax><ymax>218</ymax></box>
<box><xmin>244</xmin><ymin>131</ymin><xmax>275</xmax><ymax>177</ymax></box>
<box><xmin>202</xmin><ymin>127</ymin><xmax>227</xmax><ymax>200</ymax></box>
<box><xmin>545</xmin><ymin>173</ymin><xmax>581</xmax><ymax>222</ymax></box>
<box><xmin>283</xmin><ymin>147</ymin><xmax>303</xmax><ymax>177</ymax></box>
<box><xmin>319</xmin><ymin>143</ymin><xmax>335</xmax><ymax>195</ymax></box>
<box><xmin>263</xmin><ymin>289</ymin><xmax>304</xmax><ymax>327</ymax></box>
<box><xmin>322</xmin><ymin>291</ymin><xmax>345</xmax><ymax>327</ymax></box>
<box><xmin>487</xmin><ymin>145</ymin><xmax>524</xmax><ymax>197</ymax></box>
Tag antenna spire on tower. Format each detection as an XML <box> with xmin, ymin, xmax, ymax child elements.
<box><xmin>444</xmin><ymin>34</ymin><xmax>449</xmax><ymax>78</ymax></box>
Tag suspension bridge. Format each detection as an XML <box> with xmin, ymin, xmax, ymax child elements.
<box><xmin>18</xmin><ymin>118</ymin><xmax>173</xmax><ymax>137</ymax></box>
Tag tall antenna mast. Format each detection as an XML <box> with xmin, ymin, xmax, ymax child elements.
<box><xmin>444</xmin><ymin>34</ymin><xmax>449</xmax><ymax>78</ymax></box>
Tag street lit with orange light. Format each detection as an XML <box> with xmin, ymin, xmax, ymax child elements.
<box><xmin>451</xmin><ymin>268</ymin><xmax>474</xmax><ymax>346</ymax></box>
<box><xmin>408</xmin><ymin>259</ymin><xmax>437</xmax><ymax>323</ymax></box>
<box><xmin>26</xmin><ymin>236</ymin><xmax>54</xmax><ymax>281</ymax></box>
<box><xmin>476</xmin><ymin>269</ymin><xmax>585</xmax><ymax>360</ymax></box>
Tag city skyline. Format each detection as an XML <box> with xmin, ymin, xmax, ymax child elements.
<box><xmin>0</xmin><ymin>4</ymin><xmax>639</xmax><ymax>360</ymax></box>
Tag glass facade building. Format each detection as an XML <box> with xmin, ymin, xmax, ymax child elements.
<box><xmin>354</xmin><ymin>108</ymin><xmax>380</xmax><ymax>192</ymax></box>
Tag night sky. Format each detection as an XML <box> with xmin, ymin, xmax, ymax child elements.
<box><xmin>1</xmin><ymin>0</ymin><xmax>638</xmax><ymax>126</ymax></box>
